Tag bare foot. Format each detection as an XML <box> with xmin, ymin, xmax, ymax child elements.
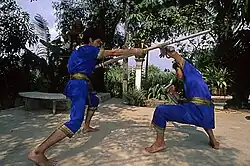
<box><xmin>145</xmin><ymin>142</ymin><xmax>167</xmax><ymax>153</ymax></box>
<box><xmin>34</xmin><ymin>160</ymin><xmax>57</xmax><ymax>166</ymax></box>
<box><xmin>28</xmin><ymin>150</ymin><xmax>52</xmax><ymax>166</ymax></box>
<box><xmin>48</xmin><ymin>158</ymin><xmax>58</xmax><ymax>166</ymax></box>
<box><xmin>209</xmin><ymin>140</ymin><xmax>220</xmax><ymax>149</ymax></box>
<box><xmin>82</xmin><ymin>126</ymin><xmax>99</xmax><ymax>133</ymax></box>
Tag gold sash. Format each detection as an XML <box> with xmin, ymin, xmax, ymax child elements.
<box><xmin>188</xmin><ymin>97</ymin><xmax>213</xmax><ymax>106</ymax></box>
<box><xmin>70</xmin><ymin>73</ymin><xmax>93</xmax><ymax>91</ymax></box>
<box><xmin>70</xmin><ymin>73</ymin><xmax>90</xmax><ymax>81</ymax></box>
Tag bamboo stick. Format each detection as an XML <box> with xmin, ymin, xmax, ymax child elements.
<box><xmin>144</xmin><ymin>29</ymin><xmax>211</xmax><ymax>52</ymax></box>
<box><xmin>95</xmin><ymin>29</ymin><xmax>211</xmax><ymax>68</ymax></box>
<box><xmin>95</xmin><ymin>55</ymin><xmax>131</xmax><ymax>68</ymax></box>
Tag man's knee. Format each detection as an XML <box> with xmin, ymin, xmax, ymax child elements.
<box><xmin>154</xmin><ymin>104</ymin><xmax>185</xmax><ymax>122</ymax></box>
<box><xmin>152</xmin><ymin>105</ymin><xmax>168</xmax><ymax>129</ymax></box>
<box><xmin>154</xmin><ymin>105</ymin><xmax>166</xmax><ymax>117</ymax></box>
<box><xmin>68</xmin><ymin>118</ymin><xmax>83</xmax><ymax>132</ymax></box>
<box><xmin>63</xmin><ymin>117</ymin><xmax>84</xmax><ymax>137</ymax></box>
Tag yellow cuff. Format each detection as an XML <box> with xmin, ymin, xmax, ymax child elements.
<box><xmin>58</xmin><ymin>125</ymin><xmax>74</xmax><ymax>138</ymax></box>
<box><xmin>151</xmin><ymin>123</ymin><xmax>165</xmax><ymax>135</ymax></box>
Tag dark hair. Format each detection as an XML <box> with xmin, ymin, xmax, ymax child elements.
<box><xmin>164</xmin><ymin>46</ymin><xmax>175</xmax><ymax>53</ymax></box>
<box><xmin>82</xmin><ymin>27</ymin><xmax>104</xmax><ymax>44</ymax></box>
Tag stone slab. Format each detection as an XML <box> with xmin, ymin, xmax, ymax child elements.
<box><xmin>19</xmin><ymin>92</ymin><xmax>66</xmax><ymax>100</ymax></box>
<box><xmin>18</xmin><ymin>92</ymin><xmax>111</xmax><ymax>114</ymax></box>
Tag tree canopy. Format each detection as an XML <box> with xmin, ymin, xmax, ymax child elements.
<box><xmin>1</xmin><ymin>0</ymin><xmax>250</xmax><ymax>108</ymax></box>
<box><xmin>0</xmin><ymin>0</ymin><xmax>37</xmax><ymax>55</ymax></box>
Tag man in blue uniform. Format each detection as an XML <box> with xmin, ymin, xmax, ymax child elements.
<box><xmin>145</xmin><ymin>46</ymin><xmax>220</xmax><ymax>153</ymax></box>
<box><xmin>28</xmin><ymin>27</ymin><xmax>146</xmax><ymax>165</ymax></box>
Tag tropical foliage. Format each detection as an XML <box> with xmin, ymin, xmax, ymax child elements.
<box><xmin>124</xmin><ymin>88</ymin><xmax>146</xmax><ymax>107</ymax></box>
<box><xmin>104</xmin><ymin>64</ymin><xmax>176</xmax><ymax>105</ymax></box>
<box><xmin>0</xmin><ymin>0</ymin><xmax>37</xmax><ymax>54</ymax></box>
<box><xmin>202</xmin><ymin>65</ymin><xmax>232</xmax><ymax>95</ymax></box>
<box><xmin>0</xmin><ymin>0</ymin><xmax>38</xmax><ymax>108</ymax></box>
<box><xmin>104</xmin><ymin>66</ymin><xmax>123</xmax><ymax>97</ymax></box>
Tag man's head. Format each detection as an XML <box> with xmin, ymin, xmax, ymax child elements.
<box><xmin>82</xmin><ymin>27</ymin><xmax>104</xmax><ymax>48</ymax></box>
<box><xmin>159</xmin><ymin>46</ymin><xmax>177</xmax><ymax>58</ymax></box>
<box><xmin>172</xmin><ymin>62</ymin><xmax>183</xmax><ymax>80</ymax></box>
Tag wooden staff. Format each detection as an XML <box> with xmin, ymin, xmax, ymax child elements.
<box><xmin>95</xmin><ymin>55</ymin><xmax>131</xmax><ymax>68</ymax></box>
<box><xmin>95</xmin><ymin>29</ymin><xmax>211</xmax><ymax>68</ymax></box>
<box><xmin>143</xmin><ymin>29</ymin><xmax>211</xmax><ymax>52</ymax></box>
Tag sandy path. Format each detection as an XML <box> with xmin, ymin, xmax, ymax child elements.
<box><xmin>0</xmin><ymin>99</ymin><xmax>250</xmax><ymax>166</ymax></box>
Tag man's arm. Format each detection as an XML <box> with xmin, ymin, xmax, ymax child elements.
<box><xmin>97</xmin><ymin>48</ymin><xmax>145</xmax><ymax>58</ymax></box>
<box><xmin>97</xmin><ymin>48</ymin><xmax>145</xmax><ymax>60</ymax></box>
<box><xmin>104</xmin><ymin>48</ymin><xmax>144</xmax><ymax>57</ymax></box>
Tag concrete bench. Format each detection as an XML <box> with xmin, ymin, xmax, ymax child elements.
<box><xmin>19</xmin><ymin>92</ymin><xmax>67</xmax><ymax>114</ymax></box>
<box><xmin>19</xmin><ymin>92</ymin><xmax>111</xmax><ymax>114</ymax></box>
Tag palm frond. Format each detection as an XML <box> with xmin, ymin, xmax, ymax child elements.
<box><xmin>33</xmin><ymin>14</ymin><xmax>51</xmax><ymax>59</ymax></box>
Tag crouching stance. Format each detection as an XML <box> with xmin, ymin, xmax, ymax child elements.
<box><xmin>28</xmin><ymin>27</ymin><xmax>145</xmax><ymax>166</ymax></box>
<box><xmin>145</xmin><ymin>46</ymin><xmax>219</xmax><ymax>153</ymax></box>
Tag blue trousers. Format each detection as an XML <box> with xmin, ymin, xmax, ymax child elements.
<box><xmin>152</xmin><ymin>102</ymin><xmax>215</xmax><ymax>134</ymax></box>
<box><xmin>59</xmin><ymin>80</ymin><xmax>99</xmax><ymax>137</ymax></box>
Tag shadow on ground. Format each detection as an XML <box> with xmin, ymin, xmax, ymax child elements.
<box><xmin>0</xmin><ymin>99</ymin><xmax>249</xmax><ymax>166</ymax></box>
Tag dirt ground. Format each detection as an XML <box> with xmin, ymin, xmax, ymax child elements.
<box><xmin>0</xmin><ymin>99</ymin><xmax>250</xmax><ymax>166</ymax></box>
